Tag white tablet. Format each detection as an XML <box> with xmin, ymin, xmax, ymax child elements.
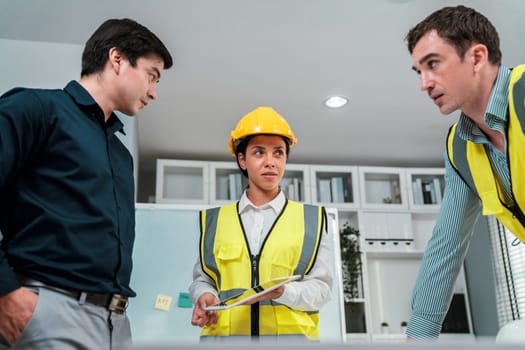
<box><xmin>204</xmin><ymin>275</ymin><xmax>303</xmax><ymax>311</ymax></box>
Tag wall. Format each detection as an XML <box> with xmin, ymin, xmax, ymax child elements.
<box><xmin>0</xmin><ymin>38</ymin><xmax>81</xmax><ymax>93</ymax></box>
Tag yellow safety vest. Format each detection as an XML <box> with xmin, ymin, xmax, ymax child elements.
<box><xmin>199</xmin><ymin>200</ymin><xmax>325</xmax><ymax>340</ymax></box>
<box><xmin>446</xmin><ymin>64</ymin><xmax>525</xmax><ymax>241</ymax></box>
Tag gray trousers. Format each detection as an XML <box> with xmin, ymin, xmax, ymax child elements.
<box><xmin>0</xmin><ymin>287</ymin><xmax>132</xmax><ymax>350</ymax></box>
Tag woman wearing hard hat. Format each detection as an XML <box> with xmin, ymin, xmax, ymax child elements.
<box><xmin>189</xmin><ymin>107</ymin><xmax>333</xmax><ymax>342</ymax></box>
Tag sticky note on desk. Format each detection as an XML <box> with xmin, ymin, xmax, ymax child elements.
<box><xmin>154</xmin><ymin>294</ymin><xmax>172</xmax><ymax>311</ymax></box>
<box><xmin>177</xmin><ymin>292</ymin><xmax>193</xmax><ymax>308</ymax></box>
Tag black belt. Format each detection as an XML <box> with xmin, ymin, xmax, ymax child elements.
<box><xmin>17</xmin><ymin>275</ymin><xmax>129</xmax><ymax>314</ymax></box>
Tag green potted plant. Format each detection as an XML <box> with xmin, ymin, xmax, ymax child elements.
<box><xmin>340</xmin><ymin>222</ymin><xmax>362</xmax><ymax>300</ymax></box>
<box><xmin>340</xmin><ymin>222</ymin><xmax>365</xmax><ymax>333</ymax></box>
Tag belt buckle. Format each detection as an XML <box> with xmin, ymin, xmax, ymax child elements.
<box><xmin>108</xmin><ymin>294</ymin><xmax>128</xmax><ymax>314</ymax></box>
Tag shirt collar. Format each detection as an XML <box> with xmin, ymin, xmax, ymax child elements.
<box><xmin>64</xmin><ymin>80</ymin><xmax>125</xmax><ymax>135</ymax></box>
<box><xmin>456</xmin><ymin>65</ymin><xmax>511</xmax><ymax>142</ymax></box>
<box><xmin>238</xmin><ymin>189</ymin><xmax>286</xmax><ymax>214</ymax></box>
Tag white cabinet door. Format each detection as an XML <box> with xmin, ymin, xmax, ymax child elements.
<box><xmin>309</xmin><ymin>165</ymin><xmax>359</xmax><ymax>209</ymax></box>
<box><xmin>155</xmin><ymin>159</ymin><xmax>209</xmax><ymax>204</ymax></box>
<box><xmin>358</xmin><ymin>166</ymin><xmax>408</xmax><ymax>210</ymax></box>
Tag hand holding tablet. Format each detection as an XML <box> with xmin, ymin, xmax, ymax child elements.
<box><xmin>204</xmin><ymin>275</ymin><xmax>303</xmax><ymax>311</ymax></box>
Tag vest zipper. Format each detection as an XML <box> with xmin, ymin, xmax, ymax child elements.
<box><xmin>251</xmin><ymin>254</ymin><xmax>260</xmax><ymax>338</ymax></box>
<box><xmin>251</xmin><ymin>254</ymin><xmax>259</xmax><ymax>286</ymax></box>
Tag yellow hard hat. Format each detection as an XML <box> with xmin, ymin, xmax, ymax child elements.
<box><xmin>228</xmin><ymin>106</ymin><xmax>297</xmax><ymax>156</ymax></box>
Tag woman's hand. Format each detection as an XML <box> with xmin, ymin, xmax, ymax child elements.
<box><xmin>191</xmin><ymin>292</ymin><xmax>219</xmax><ymax>327</ymax></box>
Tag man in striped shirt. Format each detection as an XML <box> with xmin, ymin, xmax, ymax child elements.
<box><xmin>404</xmin><ymin>5</ymin><xmax>525</xmax><ymax>341</ymax></box>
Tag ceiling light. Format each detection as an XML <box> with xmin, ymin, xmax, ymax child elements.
<box><xmin>323</xmin><ymin>95</ymin><xmax>348</xmax><ymax>108</ymax></box>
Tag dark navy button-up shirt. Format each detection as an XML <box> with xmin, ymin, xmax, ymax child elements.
<box><xmin>0</xmin><ymin>81</ymin><xmax>136</xmax><ymax>297</ymax></box>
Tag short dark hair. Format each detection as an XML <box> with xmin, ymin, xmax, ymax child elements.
<box><xmin>234</xmin><ymin>134</ymin><xmax>291</xmax><ymax>178</ymax></box>
<box><xmin>81</xmin><ymin>18</ymin><xmax>173</xmax><ymax>76</ymax></box>
<box><xmin>405</xmin><ymin>5</ymin><xmax>501</xmax><ymax>65</ymax></box>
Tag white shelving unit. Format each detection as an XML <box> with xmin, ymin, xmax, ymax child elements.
<box><xmin>406</xmin><ymin>168</ymin><xmax>445</xmax><ymax>212</ymax></box>
<box><xmin>155</xmin><ymin>159</ymin><xmax>209</xmax><ymax>204</ymax></box>
<box><xmin>310</xmin><ymin>165</ymin><xmax>359</xmax><ymax>209</ymax></box>
<box><xmin>359</xmin><ymin>210</ymin><xmax>413</xmax><ymax>249</ymax></box>
<box><xmin>358</xmin><ymin>166</ymin><xmax>408</xmax><ymax>210</ymax></box>
<box><xmin>361</xmin><ymin>250</ymin><xmax>472</xmax><ymax>341</ymax></box>
<box><xmin>209</xmin><ymin>161</ymin><xmax>248</xmax><ymax>204</ymax></box>
<box><xmin>157</xmin><ymin>159</ymin><xmax>310</xmax><ymax>205</ymax></box>
<box><xmin>154</xmin><ymin>160</ymin><xmax>474</xmax><ymax>342</ymax></box>
<box><xmin>406</xmin><ymin>168</ymin><xmax>446</xmax><ymax>252</ymax></box>
<box><xmin>281</xmin><ymin>163</ymin><xmax>311</xmax><ymax>203</ymax></box>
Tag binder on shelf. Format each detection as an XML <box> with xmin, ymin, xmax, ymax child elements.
<box><xmin>319</xmin><ymin>179</ymin><xmax>332</xmax><ymax>203</ymax></box>
<box><xmin>284</xmin><ymin>178</ymin><xmax>301</xmax><ymax>201</ymax></box>
<box><xmin>433</xmin><ymin>177</ymin><xmax>442</xmax><ymax>204</ymax></box>
<box><xmin>412</xmin><ymin>178</ymin><xmax>424</xmax><ymax>205</ymax></box>
<box><xmin>287</xmin><ymin>182</ymin><xmax>295</xmax><ymax>200</ymax></box>
<box><xmin>228</xmin><ymin>173</ymin><xmax>243</xmax><ymax>200</ymax></box>
<box><xmin>424</xmin><ymin>182</ymin><xmax>436</xmax><ymax>204</ymax></box>
<box><xmin>290</xmin><ymin>177</ymin><xmax>301</xmax><ymax>201</ymax></box>
<box><xmin>228</xmin><ymin>173</ymin><xmax>237</xmax><ymax>200</ymax></box>
<box><xmin>344</xmin><ymin>183</ymin><xmax>352</xmax><ymax>203</ymax></box>
<box><xmin>236</xmin><ymin>174</ymin><xmax>244</xmax><ymax>199</ymax></box>
<box><xmin>331</xmin><ymin>176</ymin><xmax>344</xmax><ymax>203</ymax></box>
<box><xmin>421</xmin><ymin>181</ymin><xmax>434</xmax><ymax>204</ymax></box>
<box><xmin>217</xmin><ymin>175</ymin><xmax>229</xmax><ymax>200</ymax></box>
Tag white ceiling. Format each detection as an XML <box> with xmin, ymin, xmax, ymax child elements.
<box><xmin>1</xmin><ymin>0</ymin><xmax>524</xmax><ymax>174</ymax></box>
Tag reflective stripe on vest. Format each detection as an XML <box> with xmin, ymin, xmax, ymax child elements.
<box><xmin>446</xmin><ymin>64</ymin><xmax>525</xmax><ymax>241</ymax></box>
<box><xmin>199</xmin><ymin>200</ymin><xmax>325</xmax><ymax>339</ymax></box>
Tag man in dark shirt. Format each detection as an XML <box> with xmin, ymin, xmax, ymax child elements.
<box><xmin>0</xmin><ymin>18</ymin><xmax>172</xmax><ymax>349</ymax></box>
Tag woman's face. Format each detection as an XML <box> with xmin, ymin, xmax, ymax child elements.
<box><xmin>238</xmin><ymin>135</ymin><xmax>287</xmax><ymax>198</ymax></box>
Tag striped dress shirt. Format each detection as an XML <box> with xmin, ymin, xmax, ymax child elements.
<box><xmin>407</xmin><ymin>65</ymin><xmax>514</xmax><ymax>340</ymax></box>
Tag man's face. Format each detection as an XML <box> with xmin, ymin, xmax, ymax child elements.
<box><xmin>115</xmin><ymin>54</ymin><xmax>165</xmax><ymax>116</ymax></box>
<box><xmin>411</xmin><ymin>30</ymin><xmax>476</xmax><ymax>115</ymax></box>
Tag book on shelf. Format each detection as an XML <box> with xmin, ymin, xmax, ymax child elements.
<box><xmin>413</xmin><ymin>177</ymin><xmax>443</xmax><ymax>205</ymax></box>
<box><xmin>228</xmin><ymin>173</ymin><xmax>236</xmax><ymax>200</ymax></box>
<box><xmin>423</xmin><ymin>181</ymin><xmax>436</xmax><ymax>204</ymax></box>
<box><xmin>236</xmin><ymin>174</ymin><xmax>244</xmax><ymax>199</ymax></box>
<box><xmin>284</xmin><ymin>178</ymin><xmax>301</xmax><ymax>201</ymax></box>
<box><xmin>287</xmin><ymin>182</ymin><xmax>295</xmax><ymax>200</ymax></box>
<box><xmin>318</xmin><ymin>179</ymin><xmax>332</xmax><ymax>203</ymax></box>
<box><xmin>344</xmin><ymin>185</ymin><xmax>352</xmax><ymax>203</ymax></box>
<box><xmin>422</xmin><ymin>182</ymin><xmax>432</xmax><ymax>204</ymax></box>
<box><xmin>293</xmin><ymin>177</ymin><xmax>301</xmax><ymax>201</ymax></box>
<box><xmin>412</xmin><ymin>178</ymin><xmax>424</xmax><ymax>205</ymax></box>
<box><xmin>433</xmin><ymin>177</ymin><xmax>443</xmax><ymax>204</ymax></box>
<box><xmin>228</xmin><ymin>173</ymin><xmax>243</xmax><ymax>200</ymax></box>
<box><xmin>217</xmin><ymin>175</ymin><xmax>229</xmax><ymax>200</ymax></box>
<box><xmin>331</xmin><ymin>176</ymin><xmax>345</xmax><ymax>203</ymax></box>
